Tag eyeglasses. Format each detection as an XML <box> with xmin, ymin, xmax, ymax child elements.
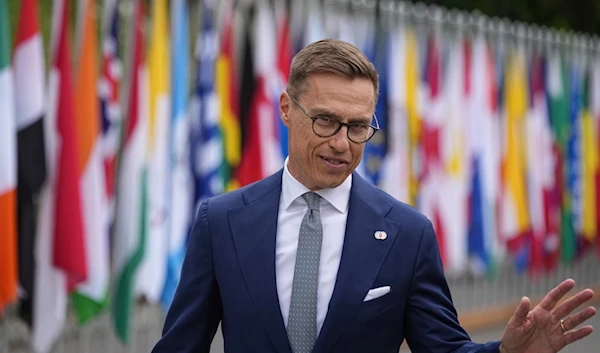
<box><xmin>287</xmin><ymin>92</ymin><xmax>379</xmax><ymax>144</ymax></box>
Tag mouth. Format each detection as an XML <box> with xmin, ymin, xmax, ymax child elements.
<box><xmin>320</xmin><ymin>156</ymin><xmax>348</xmax><ymax>169</ymax></box>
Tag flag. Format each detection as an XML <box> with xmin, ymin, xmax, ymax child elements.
<box><xmin>363</xmin><ymin>28</ymin><xmax>388</xmax><ymax>187</ymax></box>
<box><xmin>354</xmin><ymin>12</ymin><xmax>376</xmax><ymax>180</ymax></box>
<box><xmin>525</xmin><ymin>54</ymin><xmax>551</xmax><ymax>274</ymax></box>
<box><xmin>112</xmin><ymin>0</ymin><xmax>147</xmax><ymax>343</ymax></box>
<box><xmin>417</xmin><ymin>34</ymin><xmax>448</xmax><ymax>267</ymax></box>
<box><xmin>566</xmin><ymin>62</ymin><xmax>582</xmax><ymax>261</ymax></box>
<box><xmin>579</xmin><ymin>70</ymin><xmax>598</xmax><ymax>248</ymax></box>
<box><xmin>161</xmin><ymin>0</ymin><xmax>193</xmax><ymax>312</ymax></box>
<box><xmin>33</xmin><ymin>0</ymin><xmax>87</xmax><ymax>350</ymax></box>
<box><xmin>190</xmin><ymin>0</ymin><xmax>224</xmax><ymax>217</ymax></box>
<box><xmin>467</xmin><ymin>34</ymin><xmax>494</xmax><ymax>276</ymax></box>
<box><xmin>12</xmin><ymin>0</ymin><xmax>47</xmax><ymax>325</ymax></box>
<box><xmin>499</xmin><ymin>48</ymin><xmax>531</xmax><ymax>266</ymax></box>
<box><xmin>236</xmin><ymin>2</ymin><xmax>282</xmax><ymax>185</ymax></box>
<box><xmin>235</xmin><ymin>5</ymin><xmax>256</xmax><ymax>186</ymax></box>
<box><xmin>275</xmin><ymin>1</ymin><xmax>291</xmax><ymax>160</ymax></box>
<box><xmin>255</xmin><ymin>2</ymin><xmax>283</xmax><ymax>177</ymax></box>
<box><xmin>590</xmin><ymin>60</ymin><xmax>600</xmax><ymax>257</ymax></box>
<box><xmin>0</xmin><ymin>0</ymin><xmax>18</xmax><ymax>315</ymax></box>
<box><xmin>71</xmin><ymin>0</ymin><xmax>110</xmax><ymax>324</ymax></box>
<box><xmin>380</xmin><ymin>21</ymin><xmax>410</xmax><ymax>204</ymax></box>
<box><xmin>405</xmin><ymin>28</ymin><xmax>421</xmax><ymax>207</ymax></box>
<box><xmin>215</xmin><ymin>0</ymin><xmax>241</xmax><ymax>191</ymax></box>
<box><xmin>99</xmin><ymin>0</ymin><xmax>122</xmax><ymax>240</ymax></box>
<box><xmin>546</xmin><ymin>52</ymin><xmax>571</xmax><ymax>266</ymax></box>
<box><xmin>136</xmin><ymin>0</ymin><xmax>171</xmax><ymax>303</ymax></box>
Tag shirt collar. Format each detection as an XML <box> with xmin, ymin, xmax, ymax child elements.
<box><xmin>282</xmin><ymin>157</ymin><xmax>352</xmax><ymax>214</ymax></box>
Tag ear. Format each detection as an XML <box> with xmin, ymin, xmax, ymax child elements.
<box><xmin>279</xmin><ymin>91</ymin><xmax>291</xmax><ymax>128</ymax></box>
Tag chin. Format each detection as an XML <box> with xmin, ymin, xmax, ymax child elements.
<box><xmin>317</xmin><ymin>176</ymin><xmax>346</xmax><ymax>189</ymax></box>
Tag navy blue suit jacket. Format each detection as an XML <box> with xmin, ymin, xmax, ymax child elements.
<box><xmin>152</xmin><ymin>170</ymin><xmax>501</xmax><ymax>353</ymax></box>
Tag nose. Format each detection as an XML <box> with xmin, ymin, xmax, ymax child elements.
<box><xmin>328</xmin><ymin>126</ymin><xmax>350</xmax><ymax>152</ymax></box>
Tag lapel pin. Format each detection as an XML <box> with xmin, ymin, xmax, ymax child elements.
<box><xmin>374</xmin><ymin>231</ymin><xmax>387</xmax><ymax>240</ymax></box>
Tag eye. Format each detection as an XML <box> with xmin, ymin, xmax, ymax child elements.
<box><xmin>348</xmin><ymin>123</ymin><xmax>369</xmax><ymax>132</ymax></box>
<box><xmin>314</xmin><ymin>116</ymin><xmax>337</xmax><ymax>126</ymax></box>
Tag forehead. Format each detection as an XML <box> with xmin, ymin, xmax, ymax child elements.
<box><xmin>300</xmin><ymin>73</ymin><xmax>376</xmax><ymax>122</ymax></box>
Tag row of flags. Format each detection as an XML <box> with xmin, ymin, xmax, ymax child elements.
<box><xmin>0</xmin><ymin>0</ymin><xmax>599</xmax><ymax>352</ymax></box>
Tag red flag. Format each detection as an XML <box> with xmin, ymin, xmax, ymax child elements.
<box><xmin>51</xmin><ymin>0</ymin><xmax>87</xmax><ymax>291</ymax></box>
<box><xmin>237</xmin><ymin>75</ymin><xmax>267</xmax><ymax>186</ymax></box>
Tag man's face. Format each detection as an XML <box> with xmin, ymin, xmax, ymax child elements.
<box><xmin>280</xmin><ymin>73</ymin><xmax>376</xmax><ymax>190</ymax></box>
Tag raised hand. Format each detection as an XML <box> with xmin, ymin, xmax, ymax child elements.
<box><xmin>499</xmin><ymin>279</ymin><xmax>596</xmax><ymax>353</ymax></box>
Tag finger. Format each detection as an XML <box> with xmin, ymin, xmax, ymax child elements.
<box><xmin>562</xmin><ymin>325</ymin><xmax>594</xmax><ymax>346</ymax></box>
<box><xmin>553</xmin><ymin>289</ymin><xmax>595</xmax><ymax>319</ymax></box>
<box><xmin>562</xmin><ymin>306</ymin><xmax>597</xmax><ymax>331</ymax></box>
<box><xmin>510</xmin><ymin>296</ymin><xmax>531</xmax><ymax>326</ymax></box>
<box><xmin>539</xmin><ymin>279</ymin><xmax>576</xmax><ymax>311</ymax></box>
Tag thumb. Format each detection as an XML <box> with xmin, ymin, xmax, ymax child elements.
<box><xmin>510</xmin><ymin>297</ymin><xmax>531</xmax><ymax>327</ymax></box>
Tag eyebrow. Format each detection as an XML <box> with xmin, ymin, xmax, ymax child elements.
<box><xmin>308</xmin><ymin>106</ymin><xmax>372</xmax><ymax>124</ymax></box>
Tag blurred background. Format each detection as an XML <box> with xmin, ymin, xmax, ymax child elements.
<box><xmin>0</xmin><ymin>0</ymin><xmax>599</xmax><ymax>352</ymax></box>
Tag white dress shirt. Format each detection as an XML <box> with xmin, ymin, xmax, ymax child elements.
<box><xmin>276</xmin><ymin>157</ymin><xmax>352</xmax><ymax>334</ymax></box>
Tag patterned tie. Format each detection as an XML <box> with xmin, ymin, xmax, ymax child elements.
<box><xmin>287</xmin><ymin>192</ymin><xmax>323</xmax><ymax>353</ymax></box>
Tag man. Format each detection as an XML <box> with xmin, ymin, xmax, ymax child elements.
<box><xmin>152</xmin><ymin>39</ymin><xmax>596</xmax><ymax>353</ymax></box>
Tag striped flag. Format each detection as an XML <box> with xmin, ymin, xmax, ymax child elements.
<box><xmin>112</xmin><ymin>0</ymin><xmax>147</xmax><ymax>342</ymax></box>
<box><xmin>190</xmin><ymin>0</ymin><xmax>223</xmax><ymax>213</ymax></box>
<box><xmin>71</xmin><ymin>0</ymin><xmax>110</xmax><ymax>324</ymax></box>
<box><xmin>215</xmin><ymin>0</ymin><xmax>241</xmax><ymax>191</ymax></box>
<box><xmin>136</xmin><ymin>0</ymin><xmax>171</xmax><ymax>303</ymax></box>
<box><xmin>0</xmin><ymin>0</ymin><xmax>18</xmax><ymax>315</ymax></box>
<box><xmin>99</xmin><ymin>0</ymin><xmax>122</xmax><ymax>237</ymax></box>
<box><xmin>12</xmin><ymin>0</ymin><xmax>47</xmax><ymax>324</ymax></box>
<box><xmin>161</xmin><ymin>0</ymin><xmax>193</xmax><ymax>312</ymax></box>
<box><xmin>33</xmin><ymin>0</ymin><xmax>87</xmax><ymax>350</ymax></box>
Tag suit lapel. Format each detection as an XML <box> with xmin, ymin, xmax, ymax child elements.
<box><xmin>229</xmin><ymin>171</ymin><xmax>292</xmax><ymax>353</ymax></box>
<box><xmin>313</xmin><ymin>174</ymin><xmax>400</xmax><ymax>353</ymax></box>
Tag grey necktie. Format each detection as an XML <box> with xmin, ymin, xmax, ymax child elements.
<box><xmin>287</xmin><ymin>192</ymin><xmax>323</xmax><ymax>353</ymax></box>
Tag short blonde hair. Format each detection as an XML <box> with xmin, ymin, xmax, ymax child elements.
<box><xmin>287</xmin><ymin>39</ymin><xmax>379</xmax><ymax>101</ymax></box>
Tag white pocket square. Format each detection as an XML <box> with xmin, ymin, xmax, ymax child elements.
<box><xmin>363</xmin><ymin>286</ymin><xmax>391</xmax><ymax>302</ymax></box>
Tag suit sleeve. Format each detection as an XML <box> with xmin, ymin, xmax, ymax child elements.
<box><xmin>404</xmin><ymin>220</ymin><xmax>501</xmax><ymax>353</ymax></box>
<box><xmin>152</xmin><ymin>199</ymin><xmax>222</xmax><ymax>353</ymax></box>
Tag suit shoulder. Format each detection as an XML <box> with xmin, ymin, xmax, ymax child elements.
<box><xmin>203</xmin><ymin>185</ymin><xmax>247</xmax><ymax>212</ymax></box>
<box><xmin>203</xmin><ymin>172</ymin><xmax>282</xmax><ymax>213</ymax></box>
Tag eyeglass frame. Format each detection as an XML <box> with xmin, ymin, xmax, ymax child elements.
<box><xmin>286</xmin><ymin>91</ymin><xmax>380</xmax><ymax>144</ymax></box>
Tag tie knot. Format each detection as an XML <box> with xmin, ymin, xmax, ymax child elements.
<box><xmin>302</xmin><ymin>192</ymin><xmax>321</xmax><ymax>211</ymax></box>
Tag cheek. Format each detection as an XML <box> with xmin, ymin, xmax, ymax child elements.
<box><xmin>350</xmin><ymin>146</ymin><xmax>364</xmax><ymax>165</ymax></box>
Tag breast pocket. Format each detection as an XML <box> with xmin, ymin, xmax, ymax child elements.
<box><xmin>355</xmin><ymin>287</ymin><xmax>396</xmax><ymax>319</ymax></box>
